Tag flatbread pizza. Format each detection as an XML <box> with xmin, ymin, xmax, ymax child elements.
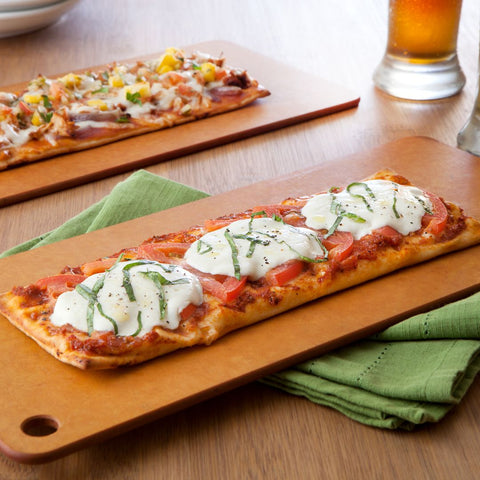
<box><xmin>1</xmin><ymin>169</ymin><xmax>479</xmax><ymax>369</ymax></box>
<box><xmin>0</xmin><ymin>47</ymin><xmax>269</xmax><ymax>169</ymax></box>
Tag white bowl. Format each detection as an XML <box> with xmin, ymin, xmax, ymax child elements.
<box><xmin>0</xmin><ymin>0</ymin><xmax>79</xmax><ymax>38</ymax></box>
<box><xmin>0</xmin><ymin>0</ymin><xmax>63</xmax><ymax>13</ymax></box>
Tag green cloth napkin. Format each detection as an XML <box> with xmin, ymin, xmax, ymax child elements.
<box><xmin>2</xmin><ymin>169</ymin><xmax>479</xmax><ymax>430</ymax></box>
<box><xmin>0</xmin><ymin>170</ymin><xmax>209</xmax><ymax>258</ymax></box>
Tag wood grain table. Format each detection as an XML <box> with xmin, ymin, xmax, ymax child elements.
<box><xmin>1</xmin><ymin>0</ymin><xmax>479</xmax><ymax>478</ymax></box>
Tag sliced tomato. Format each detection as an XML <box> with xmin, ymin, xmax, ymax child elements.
<box><xmin>137</xmin><ymin>242</ymin><xmax>191</xmax><ymax>262</ymax></box>
<box><xmin>179</xmin><ymin>303</ymin><xmax>198</xmax><ymax>321</ymax></box>
<box><xmin>250</xmin><ymin>204</ymin><xmax>294</xmax><ymax>218</ymax></box>
<box><xmin>204</xmin><ymin>218</ymin><xmax>235</xmax><ymax>232</ymax></box>
<box><xmin>18</xmin><ymin>101</ymin><xmax>34</xmax><ymax>115</ymax></box>
<box><xmin>422</xmin><ymin>192</ymin><xmax>448</xmax><ymax>235</ymax></box>
<box><xmin>265</xmin><ymin>259</ymin><xmax>304</xmax><ymax>286</ymax></box>
<box><xmin>323</xmin><ymin>231</ymin><xmax>354</xmax><ymax>262</ymax></box>
<box><xmin>81</xmin><ymin>257</ymin><xmax>118</xmax><ymax>276</ymax></box>
<box><xmin>198</xmin><ymin>274</ymin><xmax>247</xmax><ymax>303</ymax></box>
<box><xmin>36</xmin><ymin>274</ymin><xmax>87</xmax><ymax>296</ymax></box>
<box><xmin>372</xmin><ymin>226</ymin><xmax>403</xmax><ymax>246</ymax></box>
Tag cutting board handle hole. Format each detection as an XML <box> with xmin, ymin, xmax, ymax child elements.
<box><xmin>21</xmin><ymin>415</ymin><xmax>59</xmax><ymax>437</ymax></box>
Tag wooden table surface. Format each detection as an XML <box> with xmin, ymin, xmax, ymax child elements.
<box><xmin>1</xmin><ymin>0</ymin><xmax>479</xmax><ymax>478</ymax></box>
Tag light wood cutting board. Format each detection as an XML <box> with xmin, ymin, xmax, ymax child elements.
<box><xmin>1</xmin><ymin>136</ymin><xmax>479</xmax><ymax>464</ymax></box>
<box><xmin>0</xmin><ymin>40</ymin><xmax>360</xmax><ymax>207</ymax></box>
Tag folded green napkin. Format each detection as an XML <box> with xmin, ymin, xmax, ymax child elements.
<box><xmin>2</xmin><ymin>169</ymin><xmax>479</xmax><ymax>430</ymax></box>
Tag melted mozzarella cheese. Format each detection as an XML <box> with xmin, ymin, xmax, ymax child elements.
<box><xmin>51</xmin><ymin>261</ymin><xmax>203</xmax><ymax>337</ymax></box>
<box><xmin>301</xmin><ymin>179</ymin><xmax>431</xmax><ymax>240</ymax></box>
<box><xmin>184</xmin><ymin>217</ymin><xmax>324</xmax><ymax>280</ymax></box>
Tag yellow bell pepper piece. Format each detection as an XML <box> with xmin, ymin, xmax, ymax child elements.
<box><xmin>87</xmin><ymin>99</ymin><xmax>108</xmax><ymax>111</ymax></box>
<box><xmin>200</xmin><ymin>62</ymin><xmax>216</xmax><ymax>83</ymax></box>
<box><xmin>23</xmin><ymin>93</ymin><xmax>42</xmax><ymax>104</ymax></box>
<box><xmin>60</xmin><ymin>73</ymin><xmax>81</xmax><ymax>89</ymax></box>
<box><xmin>124</xmin><ymin>82</ymin><xmax>151</xmax><ymax>99</ymax></box>
<box><xmin>109</xmin><ymin>75</ymin><xmax>124</xmax><ymax>88</ymax></box>
<box><xmin>31</xmin><ymin>111</ymin><xmax>43</xmax><ymax>126</ymax></box>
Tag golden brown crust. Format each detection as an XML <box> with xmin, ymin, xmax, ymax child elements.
<box><xmin>1</xmin><ymin>169</ymin><xmax>480</xmax><ymax>369</ymax></box>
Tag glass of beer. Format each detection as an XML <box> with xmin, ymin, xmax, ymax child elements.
<box><xmin>373</xmin><ymin>0</ymin><xmax>465</xmax><ymax>100</ymax></box>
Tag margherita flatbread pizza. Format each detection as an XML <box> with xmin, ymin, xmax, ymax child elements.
<box><xmin>1</xmin><ymin>169</ymin><xmax>480</xmax><ymax>369</ymax></box>
<box><xmin>0</xmin><ymin>47</ymin><xmax>269</xmax><ymax>169</ymax></box>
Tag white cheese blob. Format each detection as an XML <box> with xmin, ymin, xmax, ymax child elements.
<box><xmin>51</xmin><ymin>261</ymin><xmax>203</xmax><ymax>337</ymax></box>
<box><xmin>184</xmin><ymin>217</ymin><xmax>325</xmax><ymax>280</ymax></box>
<box><xmin>301</xmin><ymin>179</ymin><xmax>431</xmax><ymax>240</ymax></box>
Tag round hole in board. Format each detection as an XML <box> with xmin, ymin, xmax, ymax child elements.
<box><xmin>21</xmin><ymin>415</ymin><xmax>59</xmax><ymax>437</ymax></box>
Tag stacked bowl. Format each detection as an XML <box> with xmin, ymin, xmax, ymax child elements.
<box><xmin>0</xmin><ymin>0</ymin><xmax>79</xmax><ymax>38</ymax></box>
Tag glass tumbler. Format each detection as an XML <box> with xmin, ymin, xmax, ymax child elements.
<box><xmin>457</xmin><ymin>47</ymin><xmax>480</xmax><ymax>156</ymax></box>
<box><xmin>373</xmin><ymin>0</ymin><xmax>465</xmax><ymax>100</ymax></box>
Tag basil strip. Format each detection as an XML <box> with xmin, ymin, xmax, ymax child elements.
<box><xmin>325</xmin><ymin>215</ymin><xmax>344</xmax><ymax>238</ymax></box>
<box><xmin>392</xmin><ymin>188</ymin><xmax>401</xmax><ymax>219</ymax></box>
<box><xmin>346</xmin><ymin>182</ymin><xmax>375</xmax><ymax>213</ymax></box>
<box><xmin>249</xmin><ymin>229</ymin><xmax>326</xmax><ymax>264</ymax></box>
<box><xmin>414</xmin><ymin>195</ymin><xmax>433</xmax><ymax>215</ymax></box>
<box><xmin>75</xmin><ymin>284</ymin><xmax>95</xmax><ymax>335</ymax></box>
<box><xmin>140</xmin><ymin>270</ymin><xmax>189</xmax><ymax>320</ymax></box>
<box><xmin>96</xmin><ymin>302</ymin><xmax>119</xmax><ymax>335</ymax></box>
<box><xmin>224</xmin><ymin>229</ymin><xmax>241</xmax><ymax>280</ymax></box>
<box><xmin>132</xmin><ymin>311</ymin><xmax>143</xmax><ymax>337</ymax></box>
<box><xmin>107</xmin><ymin>253</ymin><xmax>125</xmax><ymax>271</ymax></box>
<box><xmin>330</xmin><ymin>194</ymin><xmax>366</xmax><ymax>223</ymax></box>
<box><xmin>277</xmin><ymin>238</ymin><xmax>326</xmax><ymax>264</ymax></box>
<box><xmin>42</xmin><ymin>95</ymin><xmax>52</xmax><ymax>109</ymax></box>
<box><xmin>249</xmin><ymin>210</ymin><xmax>267</xmax><ymax>231</ymax></box>
<box><xmin>126</xmin><ymin>91</ymin><xmax>142</xmax><ymax>105</ymax></box>
<box><xmin>75</xmin><ymin>276</ymin><xmax>107</xmax><ymax>335</ymax></box>
<box><xmin>197</xmin><ymin>239</ymin><xmax>213</xmax><ymax>254</ymax></box>
<box><xmin>121</xmin><ymin>260</ymin><xmax>158</xmax><ymax>301</ymax></box>
<box><xmin>232</xmin><ymin>233</ymin><xmax>270</xmax><ymax>258</ymax></box>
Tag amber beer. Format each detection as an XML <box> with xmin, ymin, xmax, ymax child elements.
<box><xmin>387</xmin><ymin>0</ymin><xmax>463</xmax><ymax>63</ymax></box>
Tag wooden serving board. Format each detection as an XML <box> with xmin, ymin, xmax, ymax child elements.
<box><xmin>0</xmin><ymin>40</ymin><xmax>359</xmax><ymax>207</ymax></box>
<box><xmin>1</xmin><ymin>136</ymin><xmax>480</xmax><ymax>464</ymax></box>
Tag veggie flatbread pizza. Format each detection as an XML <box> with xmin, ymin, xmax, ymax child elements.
<box><xmin>0</xmin><ymin>47</ymin><xmax>269</xmax><ymax>170</ymax></box>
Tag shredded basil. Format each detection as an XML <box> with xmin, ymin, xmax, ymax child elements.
<box><xmin>96</xmin><ymin>302</ymin><xmax>119</xmax><ymax>335</ymax></box>
<box><xmin>197</xmin><ymin>239</ymin><xmax>213</xmax><ymax>254</ymax></box>
<box><xmin>346</xmin><ymin>182</ymin><xmax>375</xmax><ymax>213</ymax></box>
<box><xmin>330</xmin><ymin>194</ymin><xmax>366</xmax><ymax>224</ymax></box>
<box><xmin>132</xmin><ymin>311</ymin><xmax>143</xmax><ymax>337</ymax></box>
<box><xmin>121</xmin><ymin>260</ymin><xmax>158</xmax><ymax>301</ymax></box>
<box><xmin>40</xmin><ymin>112</ymin><xmax>53</xmax><ymax>123</ymax></box>
<box><xmin>249</xmin><ymin>210</ymin><xmax>267</xmax><ymax>231</ymax></box>
<box><xmin>75</xmin><ymin>276</ymin><xmax>108</xmax><ymax>336</ymax></box>
<box><xmin>392</xmin><ymin>187</ymin><xmax>401</xmax><ymax>219</ymax></box>
<box><xmin>224</xmin><ymin>229</ymin><xmax>241</xmax><ymax>280</ymax></box>
<box><xmin>232</xmin><ymin>233</ymin><xmax>270</xmax><ymax>258</ymax></box>
<box><xmin>126</xmin><ymin>91</ymin><xmax>142</xmax><ymax>105</ymax></box>
<box><xmin>117</xmin><ymin>114</ymin><xmax>131</xmax><ymax>123</ymax></box>
<box><xmin>325</xmin><ymin>215</ymin><xmax>344</xmax><ymax>238</ymax></box>
<box><xmin>415</xmin><ymin>195</ymin><xmax>433</xmax><ymax>215</ymax></box>
<box><xmin>42</xmin><ymin>95</ymin><xmax>52</xmax><ymax>109</ymax></box>
<box><xmin>92</xmin><ymin>86</ymin><xmax>109</xmax><ymax>94</ymax></box>
<box><xmin>140</xmin><ymin>269</ymin><xmax>189</xmax><ymax>320</ymax></box>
